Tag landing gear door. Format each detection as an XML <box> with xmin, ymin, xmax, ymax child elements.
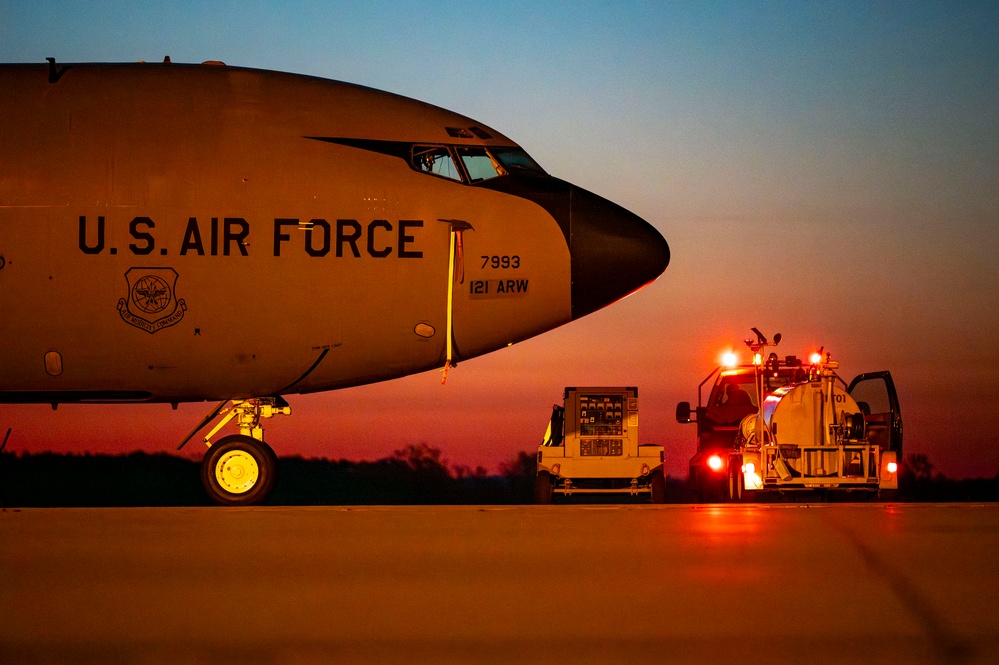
<box><xmin>847</xmin><ymin>371</ymin><xmax>903</xmax><ymax>456</ymax></box>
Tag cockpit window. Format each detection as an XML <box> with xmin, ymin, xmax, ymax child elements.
<box><xmin>458</xmin><ymin>147</ymin><xmax>507</xmax><ymax>182</ymax></box>
<box><xmin>412</xmin><ymin>145</ymin><xmax>462</xmax><ymax>181</ymax></box>
<box><xmin>410</xmin><ymin>144</ymin><xmax>546</xmax><ymax>183</ymax></box>
<box><xmin>491</xmin><ymin>147</ymin><xmax>547</xmax><ymax>175</ymax></box>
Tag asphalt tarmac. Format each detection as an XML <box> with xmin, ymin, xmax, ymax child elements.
<box><xmin>1</xmin><ymin>503</ymin><xmax>997</xmax><ymax>664</ymax></box>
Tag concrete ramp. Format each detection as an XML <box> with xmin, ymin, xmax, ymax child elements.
<box><xmin>1</xmin><ymin>503</ymin><xmax>996</xmax><ymax>664</ymax></box>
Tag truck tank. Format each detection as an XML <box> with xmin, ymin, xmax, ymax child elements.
<box><xmin>761</xmin><ymin>380</ymin><xmax>867</xmax><ymax>477</ymax></box>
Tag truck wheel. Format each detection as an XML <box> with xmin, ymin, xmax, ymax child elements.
<box><xmin>201</xmin><ymin>435</ymin><xmax>278</xmax><ymax>506</ymax></box>
<box><xmin>535</xmin><ymin>471</ymin><xmax>553</xmax><ymax>504</ymax></box>
<box><xmin>650</xmin><ymin>470</ymin><xmax>667</xmax><ymax>504</ymax></box>
<box><xmin>727</xmin><ymin>462</ymin><xmax>744</xmax><ymax>502</ymax></box>
<box><xmin>694</xmin><ymin>470</ymin><xmax>722</xmax><ymax>503</ymax></box>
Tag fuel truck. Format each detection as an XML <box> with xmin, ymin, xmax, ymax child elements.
<box><xmin>676</xmin><ymin>329</ymin><xmax>902</xmax><ymax>501</ymax></box>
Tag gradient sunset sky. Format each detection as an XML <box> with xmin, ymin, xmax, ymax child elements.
<box><xmin>2</xmin><ymin>1</ymin><xmax>997</xmax><ymax>479</ymax></box>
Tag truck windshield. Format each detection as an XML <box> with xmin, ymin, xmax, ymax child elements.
<box><xmin>711</xmin><ymin>375</ymin><xmax>757</xmax><ymax>407</ymax></box>
<box><xmin>709</xmin><ymin>367</ymin><xmax>803</xmax><ymax>408</ymax></box>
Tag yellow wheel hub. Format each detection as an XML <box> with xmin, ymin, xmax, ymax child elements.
<box><xmin>215</xmin><ymin>450</ymin><xmax>260</xmax><ymax>494</ymax></box>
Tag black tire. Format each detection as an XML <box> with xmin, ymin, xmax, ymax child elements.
<box><xmin>534</xmin><ymin>471</ymin><xmax>553</xmax><ymax>504</ymax></box>
<box><xmin>694</xmin><ymin>470</ymin><xmax>723</xmax><ymax>503</ymax></box>
<box><xmin>650</xmin><ymin>469</ymin><xmax>667</xmax><ymax>504</ymax></box>
<box><xmin>727</xmin><ymin>458</ymin><xmax>744</xmax><ymax>502</ymax></box>
<box><xmin>201</xmin><ymin>435</ymin><xmax>278</xmax><ymax>506</ymax></box>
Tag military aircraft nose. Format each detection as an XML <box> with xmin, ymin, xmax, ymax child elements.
<box><xmin>570</xmin><ymin>186</ymin><xmax>670</xmax><ymax>319</ymax></box>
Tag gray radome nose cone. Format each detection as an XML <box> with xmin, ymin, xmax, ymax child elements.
<box><xmin>570</xmin><ymin>187</ymin><xmax>670</xmax><ymax>319</ymax></box>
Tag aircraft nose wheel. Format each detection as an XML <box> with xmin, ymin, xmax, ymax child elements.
<box><xmin>201</xmin><ymin>435</ymin><xmax>278</xmax><ymax>506</ymax></box>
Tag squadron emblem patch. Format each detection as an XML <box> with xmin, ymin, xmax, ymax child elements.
<box><xmin>117</xmin><ymin>267</ymin><xmax>187</xmax><ymax>333</ymax></box>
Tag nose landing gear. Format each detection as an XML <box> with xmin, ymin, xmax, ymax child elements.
<box><xmin>180</xmin><ymin>397</ymin><xmax>291</xmax><ymax>505</ymax></box>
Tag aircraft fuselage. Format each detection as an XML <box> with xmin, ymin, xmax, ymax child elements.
<box><xmin>0</xmin><ymin>61</ymin><xmax>669</xmax><ymax>405</ymax></box>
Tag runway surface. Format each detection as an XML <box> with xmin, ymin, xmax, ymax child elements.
<box><xmin>2</xmin><ymin>503</ymin><xmax>997</xmax><ymax>664</ymax></box>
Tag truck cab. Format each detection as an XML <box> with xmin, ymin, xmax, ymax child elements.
<box><xmin>536</xmin><ymin>387</ymin><xmax>666</xmax><ymax>503</ymax></box>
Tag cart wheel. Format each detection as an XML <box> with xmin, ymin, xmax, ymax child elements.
<box><xmin>534</xmin><ymin>471</ymin><xmax>553</xmax><ymax>504</ymax></box>
<box><xmin>650</xmin><ymin>469</ymin><xmax>667</xmax><ymax>504</ymax></box>
<box><xmin>201</xmin><ymin>435</ymin><xmax>278</xmax><ymax>506</ymax></box>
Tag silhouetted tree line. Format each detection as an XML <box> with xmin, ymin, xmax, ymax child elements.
<box><xmin>894</xmin><ymin>453</ymin><xmax>999</xmax><ymax>502</ymax></box>
<box><xmin>0</xmin><ymin>447</ymin><xmax>995</xmax><ymax>507</ymax></box>
<box><xmin>0</xmin><ymin>444</ymin><xmax>537</xmax><ymax>507</ymax></box>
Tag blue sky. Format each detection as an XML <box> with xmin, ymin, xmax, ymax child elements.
<box><xmin>3</xmin><ymin>1</ymin><xmax>998</xmax><ymax>477</ymax></box>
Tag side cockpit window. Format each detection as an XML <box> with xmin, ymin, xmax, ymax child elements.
<box><xmin>412</xmin><ymin>145</ymin><xmax>462</xmax><ymax>181</ymax></box>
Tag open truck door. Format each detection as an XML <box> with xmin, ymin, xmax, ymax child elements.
<box><xmin>847</xmin><ymin>371</ymin><xmax>903</xmax><ymax>458</ymax></box>
<box><xmin>848</xmin><ymin>371</ymin><xmax>903</xmax><ymax>494</ymax></box>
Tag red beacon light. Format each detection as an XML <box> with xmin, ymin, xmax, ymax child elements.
<box><xmin>707</xmin><ymin>454</ymin><xmax>724</xmax><ymax>472</ymax></box>
<box><xmin>809</xmin><ymin>352</ymin><xmax>823</xmax><ymax>365</ymax></box>
<box><xmin>886</xmin><ymin>461</ymin><xmax>898</xmax><ymax>474</ymax></box>
<box><xmin>721</xmin><ymin>351</ymin><xmax>738</xmax><ymax>368</ymax></box>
